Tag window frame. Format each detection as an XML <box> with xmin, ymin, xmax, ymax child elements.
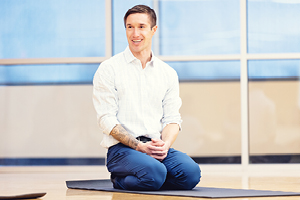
<box><xmin>1</xmin><ymin>0</ymin><xmax>300</xmax><ymax>169</ymax></box>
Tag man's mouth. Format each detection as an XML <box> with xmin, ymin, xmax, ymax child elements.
<box><xmin>132</xmin><ymin>39</ymin><xmax>142</xmax><ymax>44</ymax></box>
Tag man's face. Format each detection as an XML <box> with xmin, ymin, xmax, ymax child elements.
<box><xmin>125</xmin><ymin>13</ymin><xmax>157</xmax><ymax>55</ymax></box>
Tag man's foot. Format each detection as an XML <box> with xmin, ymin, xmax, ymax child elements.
<box><xmin>110</xmin><ymin>174</ymin><xmax>122</xmax><ymax>189</ymax></box>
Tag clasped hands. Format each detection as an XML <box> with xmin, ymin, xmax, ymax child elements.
<box><xmin>136</xmin><ymin>138</ymin><xmax>170</xmax><ymax>161</ymax></box>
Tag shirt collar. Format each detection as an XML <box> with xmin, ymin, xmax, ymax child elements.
<box><xmin>124</xmin><ymin>46</ymin><xmax>156</xmax><ymax>66</ymax></box>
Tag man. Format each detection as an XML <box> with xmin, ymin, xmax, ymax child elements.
<box><xmin>93</xmin><ymin>5</ymin><xmax>201</xmax><ymax>191</ymax></box>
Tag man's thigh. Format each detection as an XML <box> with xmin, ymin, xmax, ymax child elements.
<box><xmin>162</xmin><ymin>148</ymin><xmax>196</xmax><ymax>168</ymax></box>
<box><xmin>106</xmin><ymin>143</ymin><xmax>166</xmax><ymax>177</ymax></box>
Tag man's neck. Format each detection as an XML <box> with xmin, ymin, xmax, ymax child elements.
<box><xmin>130</xmin><ymin>48</ymin><xmax>152</xmax><ymax>69</ymax></box>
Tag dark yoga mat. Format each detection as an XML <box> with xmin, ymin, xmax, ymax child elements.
<box><xmin>0</xmin><ymin>193</ymin><xmax>46</xmax><ymax>200</ymax></box>
<box><xmin>66</xmin><ymin>179</ymin><xmax>300</xmax><ymax>198</ymax></box>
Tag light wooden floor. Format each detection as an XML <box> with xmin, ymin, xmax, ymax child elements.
<box><xmin>1</xmin><ymin>165</ymin><xmax>300</xmax><ymax>200</ymax></box>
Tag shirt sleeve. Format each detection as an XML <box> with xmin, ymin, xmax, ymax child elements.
<box><xmin>161</xmin><ymin>68</ymin><xmax>183</xmax><ymax>130</ymax></box>
<box><xmin>92</xmin><ymin>62</ymin><xmax>120</xmax><ymax>135</ymax></box>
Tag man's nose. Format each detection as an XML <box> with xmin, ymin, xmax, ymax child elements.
<box><xmin>133</xmin><ymin>28</ymin><xmax>140</xmax><ymax>37</ymax></box>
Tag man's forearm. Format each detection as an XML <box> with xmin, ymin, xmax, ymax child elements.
<box><xmin>161</xmin><ymin>123</ymin><xmax>180</xmax><ymax>149</ymax></box>
<box><xmin>110</xmin><ymin>124</ymin><xmax>140</xmax><ymax>150</ymax></box>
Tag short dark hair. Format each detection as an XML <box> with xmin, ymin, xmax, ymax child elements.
<box><xmin>124</xmin><ymin>5</ymin><xmax>157</xmax><ymax>28</ymax></box>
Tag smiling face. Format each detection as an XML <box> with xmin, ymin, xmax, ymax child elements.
<box><xmin>125</xmin><ymin>13</ymin><xmax>157</xmax><ymax>58</ymax></box>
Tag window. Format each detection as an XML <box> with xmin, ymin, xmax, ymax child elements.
<box><xmin>168</xmin><ymin>61</ymin><xmax>240</xmax><ymax>81</ymax></box>
<box><xmin>159</xmin><ymin>0</ymin><xmax>240</xmax><ymax>55</ymax></box>
<box><xmin>248</xmin><ymin>0</ymin><xmax>300</xmax><ymax>53</ymax></box>
<box><xmin>0</xmin><ymin>0</ymin><xmax>106</xmax><ymax>59</ymax></box>
<box><xmin>248</xmin><ymin>60</ymin><xmax>300</xmax><ymax>163</ymax></box>
<box><xmin>0</xmin><ymin>64</ymin><xmax>99</xmax><ymax>85</ymax></box>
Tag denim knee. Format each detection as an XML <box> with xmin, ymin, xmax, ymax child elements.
<box><xmin>183</xmin><ymin>163</ymin><xmax>201</xmax><ymax>190</ymax></box>
<box><xmin>140</xmin><ymin>161</ymin><xmax>167</xmax><ymax>190</ymax></box>
<box><xmin>122</xmin><ymin>160</ymin><xmax>167</xmax><ymax>191</ymax></box>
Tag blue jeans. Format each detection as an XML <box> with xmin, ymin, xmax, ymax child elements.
<box><xmin>106</xmin><ymin>143</ymin><xmax>201</xmax><ymax>191</ymax></box>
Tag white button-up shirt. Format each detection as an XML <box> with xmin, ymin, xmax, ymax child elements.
<box><xmin>93</xmin><ymin>47</ymin><xmax>182</xmax><ymax>148</ymax></box>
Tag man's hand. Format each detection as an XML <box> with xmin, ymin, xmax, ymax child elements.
<box><xmin>149</xmin><ymin>138</ymin><xmax>170</xmax><ymax>161</ymax></box>
<box><xmin>110</xmin><ymin>123</ymin><xmax>179</xmax><ymax>161</ymax></box>
<box><xmin>136</xmin><ymin>138</ymin><xmax>170</xmax><ymax>161</ymax></box>
<box><xmin>148</xmin><ymin>123</ymin><xmax>180</xmax><ymax>161</ymax></box>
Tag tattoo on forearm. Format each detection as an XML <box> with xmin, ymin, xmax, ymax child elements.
<box><xmin>110</xmin><ymin>124</ymin><xmax>139</xmax><ymax>150</ymax></box>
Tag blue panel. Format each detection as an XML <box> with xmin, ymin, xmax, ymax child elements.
<box><xmin>248</xmin><ymin>0</ymin><xmax>300</xmax><ymax>53</ymax></box>
<box><xmin>167</xmin><ymin>61</ymin><xmax>240</xmax><ymax>81</ymax></box>
<box><xmin>112</xmin><ymin>0</ymin><xmax>152</xmax><ymax>55</ymax></box>
<box><xmin>0</xmin><ymin>158</ymin><xmax>106</xmax><ymax>166</ymax></box>
<box><xmin>0</xmin><ymin>0</ymin><xmax>105</xmax><ymax>59</ymax></box>
<box><xmin>0</xmin><ymin>64</ymin><xmax>99</xmax><ymax>85</ymax></box>
<box><xmin>248</xmin><ymin>60</ymin><xmax>300</xmax><ymax>79</ymax></box>
<box><xmin>160</xmin><ymin>0</ymin><xmax>240</xmax><ymax>56</ymax></box>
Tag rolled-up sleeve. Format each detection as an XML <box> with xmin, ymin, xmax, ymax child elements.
<box><xmin>162</xmin><ymin>69</ymin><xmax>183</xmax><ymax>130</ymax></box>
<box><xmin>93</xmin><ymin>62</ymin><xmax>120</xmax><ymax>135</ymax></box>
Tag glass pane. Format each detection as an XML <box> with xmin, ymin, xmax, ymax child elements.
<box><xmin>112</xmin><ymin>0</ymin><xmax>152</xmax><ymax>55</ymax></box>
<box><xmin>168</xmin><ymin>61</ymin><xmax>240</xmax><ymax>81</ymax></box>
<box><xmin>159</xmin><ymin>0</ymin><xmax>240</xmax><ymax>56</ymax></box>
<box><xmin>170</xmin><ymin>61</ymin><xmax>241</xmax><ymax>163</ymax></box>
<box><xmin>249</xmin><ymin>60</ymin><xmax>300</xmax><ymax>163</ymax></box>
<box><xmin>0</xmin><ymin>64</ymin><xmax>99</xmax><ymax>85</ymax></box>
<box><xmin>249</xmin><ymin>60</ymin><xmax>300</xmax><ymax>80</ymax></box>
<box><xmin>248</xmin><ymin>0</ymin><xmax>300</xmax><ymax>53</ymax></box>
<box><xmin>0</xmin><ymin>0</ymin><xmax>105</xmax><ymax>59</ymax></box>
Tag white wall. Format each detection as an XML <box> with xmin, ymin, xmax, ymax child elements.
<box><xmin>1</xmin><ymin>81</ymin><xmax>299</xmax><ymax>158</ymax></box>
<box><xmin>0</xmin><ymin>85</ymin><xmax>106</xmax><ymax>158</ymax></box>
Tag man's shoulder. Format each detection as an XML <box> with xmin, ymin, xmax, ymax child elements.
<box><xmin>154</xmin><ymin>57</ymin><xmax>178</xmax><ymax>76</ymax></box>
<box><xmin>97</xmin><ymin>51</ymin><xmax>126</xmax><ymax>74</ymax></box>
<box><xmin>103</xmin><ymin>51</ymin><xmax>125</xmax><ymax>66</ymax></box>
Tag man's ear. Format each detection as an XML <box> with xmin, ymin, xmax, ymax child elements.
<box><xmin>151</xmin><ymin>25</ymin><xmax>158</xmax><ymax>35</ymax></box>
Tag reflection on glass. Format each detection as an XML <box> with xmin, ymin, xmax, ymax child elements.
<box><xmin>166</xmin><ymin>61</ymin><xmax>241</xmax><ymax>163</ymax></box>
<box><xmin>0</xmin><ymin>0</ymin><xmax>105</xmax><ymax>58</ymax></box>
<box><xmin>0</xmin><ymin>64</ymin><xmax>99</xmax><ymax>85</ymax></box>
<box><xmin>248</xmin><ymin>0</ymin><xmax>300</xmax><ymax>53</ymax></box>
<box><xmin>113</xmin><ymin>0</ymin><xmax>152</xmax><ymax>55</ymax></box>
<box><xmin>167</xmin><ymin>61</ymin><xmax>240</xmax><ymax>81</ymax></box>
<box><xmin>249</xmin><ymin>60</ymin><xmax>300</xmax><ymax>80</ymax></box>
<box><xmin>248</xmin><ymin>60</ymin><xmax>300</xmax><ymax>163</ymax></box>
<box><xmin>159</xmin><ymin>0</ymin><xmax>240</xmax><ymax>55</ymax></box>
